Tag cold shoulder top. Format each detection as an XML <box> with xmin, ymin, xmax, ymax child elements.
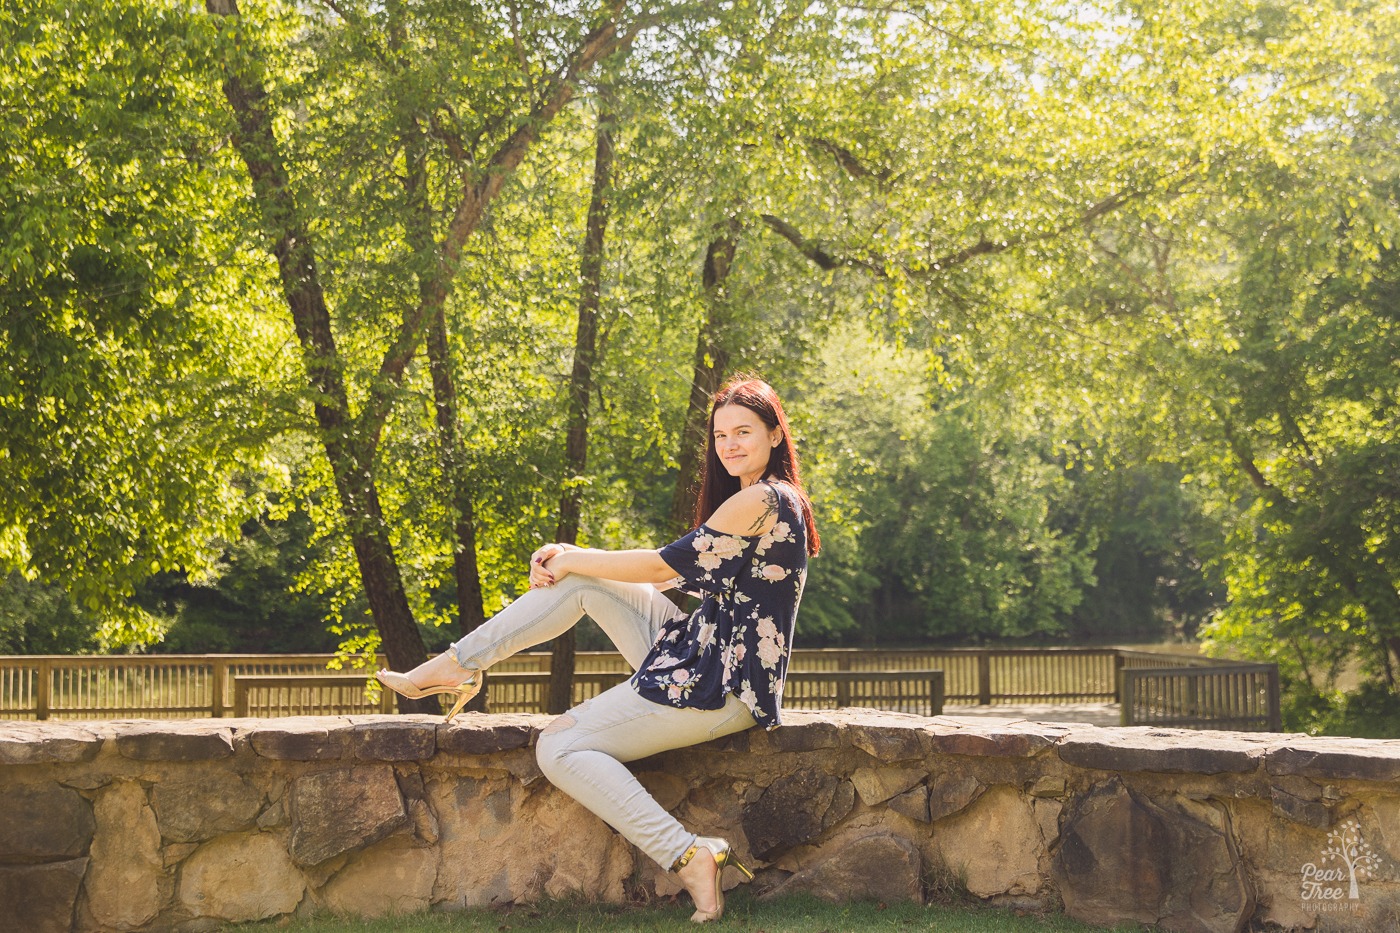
<box><xmin>630</xmin><ymin>479</ymin><xmax>809</xmax><ymax>730</ymax></box>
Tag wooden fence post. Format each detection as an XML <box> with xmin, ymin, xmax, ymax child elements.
<box><xmin>977</xmin><ymin>651</ymin><xmax>991</xmax><ymax>705</ymax></box>
<box><xmin>1266</xmin><ymin>665</ymin><xmax>1282</xmax><ymax>732</ymax></box>
<box><xmin>1120</xmin><ymin>669</ymin><xmax>1136</xmax><ymax>726</ymax></box>
<box><xmin>234</xmin><ymin>678</ymin><xmax>250</xmax><ymax>718</ymax></box>
<box><xmin>211</xmin><ymin>659</ymin><xmax>227</xmax><ymax>718</ymax></box>
<box><xmin>36</xmin><ymin>658</ymin><xmax>52</xmax><ymax>721</ymax></box>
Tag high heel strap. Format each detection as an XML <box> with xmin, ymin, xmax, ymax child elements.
<box><xmin>672</xmin><ymin>836</ymin><xmax>726</xmax><ymax>873</ymax></box>
<box><xmin>698</xmin><ymin>835</ymin><xmax>754</xmax><ymax>882</ymax></box>
<box><xmin>671</xmin><ymin>842</ymin><xmax>701</xmax><ymax>873</ymax></box>
<box><xmin>443</xmin><ymin>649</ymin><xmax>477</xmax><ymax>672</ymax></box>
<box><xmin>675</xmin><ymin>836</ymin><xmax>754</xmax><ymax>880</ymax></box>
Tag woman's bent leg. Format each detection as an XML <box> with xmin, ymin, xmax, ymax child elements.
<box><xmin>535</xmin><ymin>684</ymin><xmax>756</xmax><ymax>869</ymax></box>
<box><xmin>449</xmin><ymin>575</ymin><xmax>684</xmax><ymax>673</ymax></box>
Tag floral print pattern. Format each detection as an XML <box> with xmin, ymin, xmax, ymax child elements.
<box><xmin>631</xmin><ymin>480</ymin><xmax>808</xmax><ymax>730</ymax></box>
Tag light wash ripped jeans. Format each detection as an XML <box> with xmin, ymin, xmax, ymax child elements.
<box><xmin>448</xmin><ymin>574</ymin><xmax>758</xmax><ymax>869</ymax></box>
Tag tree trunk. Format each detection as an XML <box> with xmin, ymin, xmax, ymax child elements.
<box><xmin>548</xmin><ymin>102</ymin><xmax>616</xmax><ymax>714</ymax></box>
<box><xmin>667</xmin><ymin>223</ymin><xmax>740</xmax><ymax>538</ymax></box>
<box><xmin>337</xmin><ymin>466</ymin><xmax>435</xmax><ymax>711</ymax></box>
<box><xmin>395</xmin><ymin>57</ymin><xmax>491</xmax><ymax>710</ymax></box>
<box><xmin>424</xmin><ymin>303</ymin><xmax>490</xmax><ymax>712</ymax></box>
<box><xmin>205</xmin><ymin>0</ymin><xmax>434</xmax><ymax>712</ymax></box>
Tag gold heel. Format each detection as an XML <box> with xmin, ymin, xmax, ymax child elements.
<box><xmin>722</xmin><ymin>850</ymin><xmax>755</xmax><ymax>882</ymax></box>
<box><xmin>442</xmin><ymin>681</ymin><xmax>478</xmax><ymax>722</ymax></box>
<box><xmin>674</xmin><ymin>835</ymin><xmax>751</xmax><ymax>923</ymax></box>
<box><xmin>374</xmin><ymin>654</ymin><xmax>481</xmax><ymax>723</ymax></box>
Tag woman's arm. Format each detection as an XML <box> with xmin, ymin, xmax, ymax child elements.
<box><xmin>542</xmin><ymin>547</ymin><xmax>676</xmax><ymax>586</ymax></box>
<box><xmin>535</xmin><ymin>484</ymin><xmax>777</xmax><ymax>588</ymax></box>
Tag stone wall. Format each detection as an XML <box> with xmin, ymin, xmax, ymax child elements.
<box><xmin>3</xmin><ymin>710</ymin><xmax>1399</xmax><ymax>933</ymax></box>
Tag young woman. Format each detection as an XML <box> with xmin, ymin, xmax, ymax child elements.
<box><xmin>376</xmin><ymin>376</ymin><xmax>820</xmax><ymax>923</ymax></box>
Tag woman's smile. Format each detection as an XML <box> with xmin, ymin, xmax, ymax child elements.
<box><xmin>712</xmin><ymin>404</ymin><xmax>781</xmax><ymax>485</ymax></box>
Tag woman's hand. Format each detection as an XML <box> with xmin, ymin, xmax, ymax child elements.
<box><xmin>540</xmin><ymin>549</ymin><xmax>574</xmax><ymax>586</ymax></box>
<box><xmin>529</xmin><ymin>543</ymin><xmax>573</xmax><ymax>588</ymax></box>
<box><xmin>529</xmin><ymin>544</ymin><xmax>675</xmax><ymax>587</ymax></box>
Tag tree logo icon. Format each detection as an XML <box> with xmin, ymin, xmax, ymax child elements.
<box><xmin>1300</xmin><ymin>819</ymin><xmax>1382</xmax><ymax>909</ymax></box>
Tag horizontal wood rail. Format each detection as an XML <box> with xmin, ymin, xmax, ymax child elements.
<box><xmin>465</xmin><ymin>671</ymin><xmax>631</xmax><ymax>713</ymax></box>
<box><xmin>229</xmin><ymin>670</ymin><xmax>944</xmax><ymax>717</ymax></box>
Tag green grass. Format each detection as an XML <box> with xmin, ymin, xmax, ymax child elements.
<box><xmin>228</xmin><ymin>892</ymin><xmax>1140</xmax><ymax>932</ymax></box>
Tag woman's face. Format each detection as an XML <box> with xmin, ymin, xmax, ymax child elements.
<box><xmin>712</xmin><ymin>403</ymin><xmax>782</xmax><ymax>488</ymax></box>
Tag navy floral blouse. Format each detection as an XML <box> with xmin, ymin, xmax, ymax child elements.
<box><xmin>631</xmin><ymin>479</ymin><xmax>809</xmax><ymax>730</ymax></box>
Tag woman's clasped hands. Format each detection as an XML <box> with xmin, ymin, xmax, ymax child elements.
<box><xmin>529</xmin><ymin>542</ymin><xmax>573</xmax><ymax>589</ymax></box>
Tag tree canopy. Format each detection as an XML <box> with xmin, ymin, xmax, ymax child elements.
<box><xmin>2</xmin><ymin>0</ymin><xmax>1397</xmax><ymax>728</ymax></box>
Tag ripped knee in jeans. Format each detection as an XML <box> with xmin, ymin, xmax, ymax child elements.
<box><xmin>541</xmin><ymin>713</ymin><xmax>577</xmax><ymax>736</ymax></box>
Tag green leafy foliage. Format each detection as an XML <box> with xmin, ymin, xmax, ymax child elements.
<box><xmin>3</xmin><ymin>0</ymin><xmax>1397</xmax><ymax>731</ymax></box>
<box><xmin>796</xmin><ymin>329</ymin><xmax>1097</xmax><ymax>644</ymax></box>
<box><xmin>0</xmin><ymin>0</ymin><xmax>296</xmax><ymax>643</ymax></box>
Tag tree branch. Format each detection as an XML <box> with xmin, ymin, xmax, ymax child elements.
<box><xmin>442</xmin><ymin>5</ymin><xmax>626</xmax><ymax>268</ymax></box>
<box><xmin>1213</xmin><ymin>401</ymin><xmax>1290</xmax><ymax>504</ymax></box>
<box><xmin>356</xmin><ymin>3</ymin><xmax>627</xmax><ymax>445</ymax></box>
<box><xmin>428</xmin><ymin>111</ymin><xmax>470</xmax><ymax>163</ymax></box>
<box><xmin>763</xmin><ymin>179</ymin><xmax>1168</xmax><ymax>282</ymax></box>
<box><xmin>804</xmin><ymin>136</ymin><xmax>892</xmax><ymax>183</ymax></box>
<box><xmin>758</xmin><ymin>214</ymin><xmax>846</xmax><ymax>271</ymax></box>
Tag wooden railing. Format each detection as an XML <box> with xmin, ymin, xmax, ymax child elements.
<box><xmin>0</xmin><ymin>655</ymin><xmax>381</xmax><ymax>720</ymax></box>
<box><xmin>231</xmin><ymin>672</ymin><xmax>636</xmax><ymax>717</ymax></box>
<box><xmin>1113</xmin><ymin>649</ymin><xmax>1222</xmax><ymax>669</ymax></box>
<box><xmin>483</xmin><ymin>647</ymin><xmax>1126</xmax><ymax>704</ymax></box>
<box><xmin>444</xmin><ymin>671</ymin><xmax>631</xmax><ymax>714</ymax></box>
<box><xmin>1120</xmin><ymin>663</ymin><xmax>1282</xmax><ymax>732</ymax></box>
<box><xmin>783</xmin><ymin>670</ymin><xmax>944</xmax><ymax>716</ymax></box>
<box><xmin>523</xmin><ymin>647</ymin><xmax>1125</xmax><ymax>704</ymax></box>
<box><xmin>234</xmin><ymin>675</ymin><xmax>396</xmax><ymax>717</ymax></box>
<box><xmin>0</xmin><ymin>647</ymin><xmax>1267</xmax><ymax>727</ymax></box>
<box><xmin>229</xmin><ymin>670</ymin><xmax>945</xmax><ymax>718</ymax></box>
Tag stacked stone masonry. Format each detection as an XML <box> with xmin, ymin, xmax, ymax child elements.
<box><xmin>2</xmin><ymin>709</ymin><xmax>1399</xmax><ymax>932</ymax></box>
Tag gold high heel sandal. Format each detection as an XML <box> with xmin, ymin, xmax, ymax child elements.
<box><xmin>673</xmin><ymin>835</ymin><xmax>755</xmax><ymax>923</ymax></box>
<box><xmin>375</xmin><ymin>653</ymin><xmax>481</xmax><ymax>723</ymax></box>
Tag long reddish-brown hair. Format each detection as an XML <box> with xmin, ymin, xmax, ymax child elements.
<box><xmin>694</xmin><ymin>375</ymin><xmax>820</xmax><ymax>556</ymax></box>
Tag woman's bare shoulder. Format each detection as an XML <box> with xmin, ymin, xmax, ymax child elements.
<box><xmin>706</xmin><ymin>483</ymin><xmax>781</xmax><ymax>537</ymax></box>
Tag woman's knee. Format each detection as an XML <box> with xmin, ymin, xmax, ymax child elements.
<box><xmin>535</xmin><ymin>713</ymin><xmax>577</xmax><ymax>778</ymax></box>
<box><xmin>546</xmin><ymin>573</ymin><xmax>612</xmax><ymax>611</ymax></box>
